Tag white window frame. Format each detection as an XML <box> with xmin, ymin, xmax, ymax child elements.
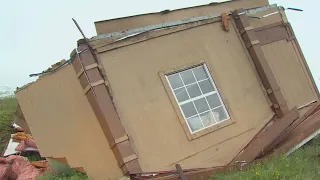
<box><xmin>165</xmin><ymin>63</ymin><xmax>230</xmax><ymax>134</ymax></box>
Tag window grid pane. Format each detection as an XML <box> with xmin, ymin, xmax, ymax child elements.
<box><xmin>180</xmin><ymin>70</ymin><xmax>196</xmax><ymax>85</ymax></box>
<box><xmin>192</xmin><ymin>68</ymin><xmax>218</xmax><ymax>124</ymax></box>
<box><xmin>192</xmin><ymin>101</ymin><xmax>205</xmax><ymax>128</ymax></box>
<box><xmin>167</xmin><ymin>64</ymin><xmax>229</xmax><ymax>133</ymax></box>
<box><xmin>171</xmin><ymin>78</ymin><xmax>210</xmax><ymax>91</ymax></box>
<box><xmin>178</xmin><ymin>73</ymin><xmax>191</xmax><ymax>99</ymax></box>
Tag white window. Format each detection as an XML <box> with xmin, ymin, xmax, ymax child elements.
<box><xmin>166</xmin><ymin>64</ymin><xmax>230</xmax><ymax>133</ymax></box>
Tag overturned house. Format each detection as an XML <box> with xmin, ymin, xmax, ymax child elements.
<box><xmin>15</xmin><ymin>0</ymin><xmax>320</xmax><ymax>179</ymax></box>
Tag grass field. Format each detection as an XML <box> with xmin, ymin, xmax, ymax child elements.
<box><xmin>0</xmin><ymin>93</ymin><xmax>17</xmax><ymax>153</ymax></box>
<box><xmin>37</xmin><ymin>171</ymin><xmax>88</xmax><ymax>180</ymax></box>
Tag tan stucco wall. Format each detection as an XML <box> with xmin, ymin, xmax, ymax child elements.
<box><xmin>262</xmin><ymin>40</ymin><xmax>318</xmax><ymax>112</ymax></box>
<box><xmin>16</xmin><ymin>65</ymin><xmax>122</xmax><ymax>180</ymax></box>
<box><xmin>98</xmin><ymin>21</ymin><xmax>273</xmax><ymax>171</ymax></box>
<box><xmin>94</xmin><ymin>0</ymin><xmax>268</xmax><ymax>35</ymax></box>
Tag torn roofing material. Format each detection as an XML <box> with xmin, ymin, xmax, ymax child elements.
<box><xmin>94</xmin><ymin>0</ymin><xmax>269</xmax><ymax>35</ymax></box>
<box><xmin>28</xmin><ymin>48</ymin><xmax>89</xmax><ymax>78</ymax></box>
<box><xmin>91</xmin><ymin>4</ymin><xmax>278</xmax><ymax>41</ymax></box>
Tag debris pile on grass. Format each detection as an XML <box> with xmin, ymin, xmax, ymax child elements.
<box><xmin>0</xmin><ymin>155</ymin><xmax>47</xmax><ymax>180</ymax></box>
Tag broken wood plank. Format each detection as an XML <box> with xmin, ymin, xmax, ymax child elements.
<box><xmin>275</xmin><ymin>109</ymin><xmax>320</xmax><ymax>155</ymax></box>
<box><xmin>231</xmin><ymin>108</ymin><xmax>299</xmax><ymax>163</ymax></box>
<box><xmin>260</xmin><ymin>103</ymin><xmax>320</xmax><ymax>157</ymax></box>
<box><xmin>286</xmin><ymin>128</ymin><xmax>320</xmax><ymax>156</ymax></box>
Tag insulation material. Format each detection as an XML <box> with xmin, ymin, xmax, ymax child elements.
<box><xmin>0</xmin><ymin>156</ymin><xmax>46</xmax><ymax>180</ymax></box>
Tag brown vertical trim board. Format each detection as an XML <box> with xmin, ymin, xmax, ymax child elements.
<box><xmin>232</xmin><ymin>9</ymin><xmax>289</xmax><ymax>118</ymax></box>
<box><xmin>254</xmin><ymin>22</ymin><xmax>289</xmax><ymax>46</ymax></box>
<box><xmin>70</xmin><ymin>40</ymin><xmax>142</xmax><ymax>175</ymax></box>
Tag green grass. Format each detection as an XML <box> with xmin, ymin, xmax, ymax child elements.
<box><xmin>0</xmin><ymin>93</ymin><xmax>17</xmax><ymax>153</ymax></box>
<box><xmin>212</xmin><ymin>137</ymin><xmax>320</xmax><ymax>180</ymax></box>
<box><xmin>37</xmin><ymin>171</ymin><xmax>88</xmax><ymax>180</ymax></box>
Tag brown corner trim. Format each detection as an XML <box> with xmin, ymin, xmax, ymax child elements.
<box><xmin>254</xmin><ymin>22</ymin><xmax>289</xmax><ymax>46</ymax></box>
<box><xmin>85</xmin><ymin>63</ymin><xmax>98</xmax><ymax>70</ymax></box>
<box><xmin>232</xmin><ymin>9</ymin><xmax>289</xmax><ymax>118</ymax></box>
<box><xmin>83</xmin><ymin>84</ymin><xmax>91</xmax><ymax>94</ymax></box>
<box><xmin>123</xmin><ymin>154</ymin><xmax>138</xmax><ymax>164</ymax></box>
<box><xmin>76</xmin><ymin>68</ymin><xmax>84</xmax><ymax>78</ymax></box>
<box><xmin>113</xmin><ymin>135</ymin><xmax>129</xmax><ymax>147</ymax></box>
<box><xmin>71</xmin><ymin>41</ymin><xmax>142</xmax><ymax>175</ymax></box>
<box><xmin>253</xmin><ymin>22</ymin><xmax>283</xmax><ymax>32</ymax></box>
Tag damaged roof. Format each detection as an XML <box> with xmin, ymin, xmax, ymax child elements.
<box><xmin>94</xmin><ymin>0</ymin><xmax>269</xmax><ymax>35</ymax></box>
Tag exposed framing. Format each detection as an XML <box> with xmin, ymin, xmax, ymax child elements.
<box><xmin>159</xmin><ymin>60</ymin><xmax>236</xmax><ymax>140</ymax></box>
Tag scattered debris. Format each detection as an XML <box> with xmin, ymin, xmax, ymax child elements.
<box><xmin>0</xmin><ymin>155</ymin><xmax>47</xmax><ymax>180</ymax></box>
<box><xmin>1</xmin><ymin>132</ymin><xmax>38</xmax><ymax>157</ymax></box>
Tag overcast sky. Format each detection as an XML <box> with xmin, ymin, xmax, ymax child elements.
<box><xmin>1</xmin><ymin>0</ymin><xmax>319</xmax><ymax>90</ymax></box>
